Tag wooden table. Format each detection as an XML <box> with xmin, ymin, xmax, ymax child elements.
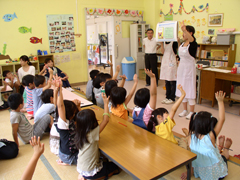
<box><xmin>199</xmin><ymin>67</ymin><xmax>240</xmax><ymax>107</ymax></box>
<box><xmin>83</xmin><ymin>105</ymin><xmax>197</xmax><ymax>180</ymax></box>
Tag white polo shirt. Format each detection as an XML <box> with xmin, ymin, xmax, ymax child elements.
<box><xmin>143</xmin><ymin>37</ymin><xmax>158</xmax><ymax>54</ymax></box>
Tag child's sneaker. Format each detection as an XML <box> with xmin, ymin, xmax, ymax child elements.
<box><xmin>186</xmin><ymin>112</ymin><xmax>194</xmax><ymax>119</ymax></box>
<box><xmin>179</xmin><ymin>110</ymin><xmax>188</xmax><ymax>117</ymax></box>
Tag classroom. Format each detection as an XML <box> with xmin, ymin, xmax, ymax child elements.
<box><xmin>1</xmin><ymin>0</ymin><xmax>240</xmax><ymax>179</ymax></box>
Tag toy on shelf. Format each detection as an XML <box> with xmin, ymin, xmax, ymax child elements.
<box><xmin>218</xmin><ymin>28</ymin><xmax>236</xmax><ymax>33</ymax></box>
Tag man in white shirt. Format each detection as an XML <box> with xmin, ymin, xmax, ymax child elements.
<box><xmin>143</xmin><ymin>29</ymin><xmax>160</xmax><ymax>86</ymax></box>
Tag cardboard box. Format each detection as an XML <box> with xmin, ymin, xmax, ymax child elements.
<box><xmin>138</xmin><ymin>68</ymin><xmax>161</xmax><ymax>80</ymax></box>
<box><xmin>139</xmin><ymin>69</ymin><xmax>146</xmax><ymax>80</ymax></box>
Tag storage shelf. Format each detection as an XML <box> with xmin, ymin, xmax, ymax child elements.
<box><xmin>197</xmin><ymin>58</ymin><xmax>228</xmax><ymax>62</ymax></box>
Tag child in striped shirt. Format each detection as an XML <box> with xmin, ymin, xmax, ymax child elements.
<box><xmin>22</xmin><ymin>75</ymin><xmax>35</xmax><ymax>120</ymax></box>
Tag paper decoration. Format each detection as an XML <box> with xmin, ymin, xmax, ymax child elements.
<box><xmin>2</xmin><ymin>43</ymin><xmax>7</xmax><ymax>55</ymax></box>
<box><xmin>46</xmin><ymin>14</ymin><xmax>76</xmax><ymax>53</ymax></box>
<box><xmin>164</xmin><ymin>15</ymin><xmax>173</xmax><ymax>21</ymax></box>
<box><xmin>196</xmin><ymin>31</ymin><xmax>200</xmax><ymax>38</ymax></box>
<box><xmin>72</xmin><ymin>53</ymin><xmax>81</xmax><ymax>60</ymax></box>
<box><xmin>191</xmin><ymin>16</ymin><xmax>196</xmax><ymax>23</ymax></box>
<box><xmin>187</xmin><ymin>20</ymin><xmax>191</xmax><ymax>25</ymax></box>
<box><xmin>156</xmin><ymin>21</ymin><xmax>178</xmax><ymax>42</ymax></box>
<box><xmin>19</xmin><ymin>26</ymin><xmax>32</xmax><ymax>34</ymax></box>
<box><xmin>201</xmin><ymin>31</ymin><xmax>206</xmax><ymax>38</ymax></box>
<box><xmin>160</xmin><ymin>0</ymin><xmax>209</xmax><ymax>16</ymax></box>
<box><xmin>30</xmin><ymin>37</ymin><xmax>42</xmax><ymax>44</ymax></box>
<box><xmin>85</xmin><ymin>8</ymin><xmax>143</xmax><ymax>17</ymax></box>
<box><xmin>197</xmin><ymin>19</ymin><xmax>201</xmax><ymax>27</ymax></box>
<box><xmin>202</xmin><ymin>18</ymin><xmax>206</xmax><ymax>26</ymax></box>
<box><xmin>3</xmin><ymin>12</ymin><xmax>17</xmax><ymax>22</ymax></box>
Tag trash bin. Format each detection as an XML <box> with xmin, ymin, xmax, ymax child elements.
<box><xmin>121</xmin><ymin>57</ymin><xmax>136</xmax><ymax>81</ymax></box>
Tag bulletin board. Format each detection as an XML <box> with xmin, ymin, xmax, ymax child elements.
<box><xmin>46</xmin><ymin>14</ymin><xmax>76</xmax><ymax>53</ymax></box>
<box><xmin>156</xmin><ymin>21</ymin><xmax>178</xmax><ymax>42</ymax></box>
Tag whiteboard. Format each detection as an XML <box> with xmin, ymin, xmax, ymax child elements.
<box><xmin>156</xmin><ymin>21</ymin><xmax>178</xmax><ymax>42</ymax></box>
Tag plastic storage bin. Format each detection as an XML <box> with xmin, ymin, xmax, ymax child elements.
<box><xmin>121</xmin><ymin>57</ymin><xmax>136</xmax><ymax>81</ymax></box>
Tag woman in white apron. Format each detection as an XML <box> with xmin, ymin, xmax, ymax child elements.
<box><xmin>160</xmin><ymin>41</ymin><xmax>178</xmax><ymax>104</ymax></box>
<box><xmin>176</xmin><ymin>23</ymin><xmax>198</xmax><ymax>119</ymax></box>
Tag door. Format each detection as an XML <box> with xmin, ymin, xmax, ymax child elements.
<box><xmin>112</xmin><ymin>16</ymin><xmax>142</xmax><ymax>76</ymax></box>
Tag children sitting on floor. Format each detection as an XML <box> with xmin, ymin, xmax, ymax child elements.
<box><xmin>147</xmin><ymin>84</ymin><xmax>186</xmax><ymax>143</ymax></box>
<box><xmin>55</xmin><ymin>78</ymin><xmax>81</xmax><ymax>165</ymax></box>
<box><xmin>130</xmin><ymin>69</ymin><xmax>157</xmax><ymax>130</ymax></box>
<box><xmin>43</xmin><ymin>58</ymin><xmax>71</xmax><ymax>88</ymax></box>
<box><xmin>181</xmin><ymin>91</ymin><xmax>232</xmax><ymax>180</ymax></box>
<box><xmin>8</xmin><ymin>93</ymin><xmax>53</xmax><ymax>147</ymax></box>
<box><xmin>34</xmin><ymin>89</ymin><xmax>56</xmax><ymax>123</ymax></box>
<box><xmin>86</xmin><ymin>69</ymin><xmax>99</xmax><ymax>105</ymax></box>
<box><xmin>93</xmin><ymin>73</ymin><xmax>112</xmax><ymax>109</ymax></box>
<box><xmin>75</xmin><ymin>92</ymin><xmax>120</xmax><ymax>180</ymax></box>
<box><xmin>110</xmin><ymin>74</ymin><xmax>138</xmax><ymax>121</ymax></box>
<box><xmin>22</xmin><ymin>75</ymin><xmax>35</xmax><ymax>120</ymax></box>
<box><xmin>3</xmin><ymin>70</ymin><xmax>20</xmax><ymax>93</ymax></box>
<box><xmin>0</xmin><ymin>81</ymin><xmax>9</xmax><ymax>110</ymax></box>
<box><xmin>32</xmin><ymin>68</ymin><xmax>53</xmax><ymax>116</ymax></box>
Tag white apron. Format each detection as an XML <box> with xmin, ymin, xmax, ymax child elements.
<box><xmin>160</xmin><ymin>42</ymin><xmax>177</xmax><ymax>81</ymax></box>
<box><xmin>176</xmin><ymin>43</ymin><xmax>196</xmax><ymax>99</ymax></box>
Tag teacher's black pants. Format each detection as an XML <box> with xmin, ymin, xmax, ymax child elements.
<box><xmin>145</xmin><ymin>54</ymin><xmax>158</xmax><ymax>85</ymax></box>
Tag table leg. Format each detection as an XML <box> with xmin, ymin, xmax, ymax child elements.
<box><xmin>187</xmin><ymin>162</ymin><xmax>192</xmax><ymax>180</ymax></box>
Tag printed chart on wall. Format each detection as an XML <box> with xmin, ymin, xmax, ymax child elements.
<box><xmin>156</xmin><ymin>21</ymin><xmax>178</xmax><ymax>42</ymax></box>
<box><xmin>46</xmin><ymin>14</ymin><xmax>76</xmax><ymax>53</ymax></box>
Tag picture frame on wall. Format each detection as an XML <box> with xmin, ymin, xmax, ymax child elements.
<box><xmin>208</xmin><ymin>13</ymin><xmax>224</xmax><ymax>27</ymax></box>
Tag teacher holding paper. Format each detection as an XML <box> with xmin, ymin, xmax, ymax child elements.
<box><xmin>143</xmin><ymin>28</ymin><xmax>160</xmax><ymax>86</ymax></box>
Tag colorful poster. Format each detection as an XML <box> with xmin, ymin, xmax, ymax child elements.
<box><xmin>156</xmin><ymin>21</ymin><xmax>178</xmax><ymax>42</ymax></box>
<box><xmin>46</xmin><ymin>14</ymin><xmax>76</xmax><ymax>53</ymax></box>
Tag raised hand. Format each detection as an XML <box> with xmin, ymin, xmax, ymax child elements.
<box><xmin>119</xmin><ymin>74</ymin><xmax>127</xmax><ymax>80</ymax></box>
<box><xmin>145</xmin><ymin>69</ymin><xmax>155</xmax><ymax>78</ymax></box>
<box><xmin>73</xmin><ymin>99</ymin><xmax>81</xmax><ymax>107</ymax></box>
<box><xmin>107</xmin><ymin>60</ymin><xmax>113</xmax><ymax>66</ymax></box>
<box><xmin>181</xmin><ymin>21</ymin><xmax>186</xmax><ymax>32</ymax></box>
<box><xmin>133</xmin><ymin>74</ymin><xmax>138</xmax><ymax>83</ymax></box>
<box><xmin>102</xmin><ymin>92</ymin><xmax>109</xmax><ymax>105</ymax></box>
<box><xmin>29</xmin><ymin>136</ymin><xmax>44</xmax><ymax>157</ymax></box>
<box><xmin>215</xmin><ymin>91</ymin><xmax>225</xmax><ymax>102</ymax></box>
<box><xmin>177</xmin><ymin>84</ymin><xmax>186</xmax><ymax>95</ymax></box>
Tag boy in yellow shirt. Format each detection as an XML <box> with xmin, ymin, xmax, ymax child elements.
<box><xmin>147</xmin><ymin>84</ymin><xmax>186</xmax><ymax>144</ymax></box>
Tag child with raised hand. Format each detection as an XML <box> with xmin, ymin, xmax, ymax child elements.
<box><xmin>75</xmin><ymin>92</ymin><xmax>120</xmax><ymax>180</ymax></box>
<box><xmin>110</xmin><ymin>74</ymin><xmax>138</xmax><ymax>121</ymax></box>
<box><xmin>22</xmin><ymin>75</ymin><xmax>35</xmax><ymax>120</ymax></box>
<box><xmin>3</xmin><ymin>70</ymin><xmax>20</xmax><ymax>93</ymax></box>
<box><xmin>32</xmin><ymin>68</ymin><xmax>53</xmax><ymax>116</ymax></box>
<box><xmin>131</xmin><ymin>69</ymin><xmax>157</xmax><ymax>130</ymax></box>
<box><xmin>105</xmin><ymin>74</ymin><xmax>127</xmax><ymax>112</ymax></box>
<box><xmin>147</xmin><ymin>84</ymin><xmax>186</xmax><ymax>143</ymax></box>
<box><xmin>55</xmin><ymin>78</ymin><xmax>81</xmax><ymax>165</ymax></box>
<box><xmin>21</xmin><ymin>136</ymin><xmax>44</xmax><ymax>180</ymax></box>
<box><xmin>181</xmin><ymin>91</ymin><xmax>232</xmax><ymax>180</ymax></box>
<box><xmin>86</xmin><ymin>69</ymin><xmax>99</xmax><ymax>104</ymax></box>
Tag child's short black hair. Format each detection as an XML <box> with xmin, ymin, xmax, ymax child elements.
<box><xmin>105</xmin><ymin>80</ymin><xmax>117</xmax><ymax>97</ymax></box>
<box><xmin>34</xmin><ymin>75</ymin><xmax>45</xmax><ymax>87</ymax></box>
<box><xmin>3</xmin><ymin>70</ymin><xmax>10</xmax><ymax>78</ymax></box>
<box><xmin>41</xmin><ymin>89</ymin><xmax>54</xmax><ymax>103</ymax></box>
<box><xmin>8</xmin><ymin>93</ymin><xmax>23</xmax><ymax>110</ymax></box>
<box><xmin>134</xmin><ymin>88</ymin><xmax>150</xmax><ymax>108</ymax></box>
<box><xmin>90</xmin><ymin>70</ymin><xmax>100</xmax><ymax>80</ymax></box>
<box><xmin>110</xmin><ymin>87</ymin><xmax>126</xmax><ymax>108</ymax></box>
<box><xmin>22</xmin><ymin>75</ymin><xmax>34</xmax><ymax>86</ymax></box>
<box><xmin>93</xmin><ymin>73</ymin><xmax>112</xmax><ymax>89</ymax></box>
<box><xmin>44</xmin><ymin>58</ymin><xmax>53</xmax><ymax>64</ymax></box>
